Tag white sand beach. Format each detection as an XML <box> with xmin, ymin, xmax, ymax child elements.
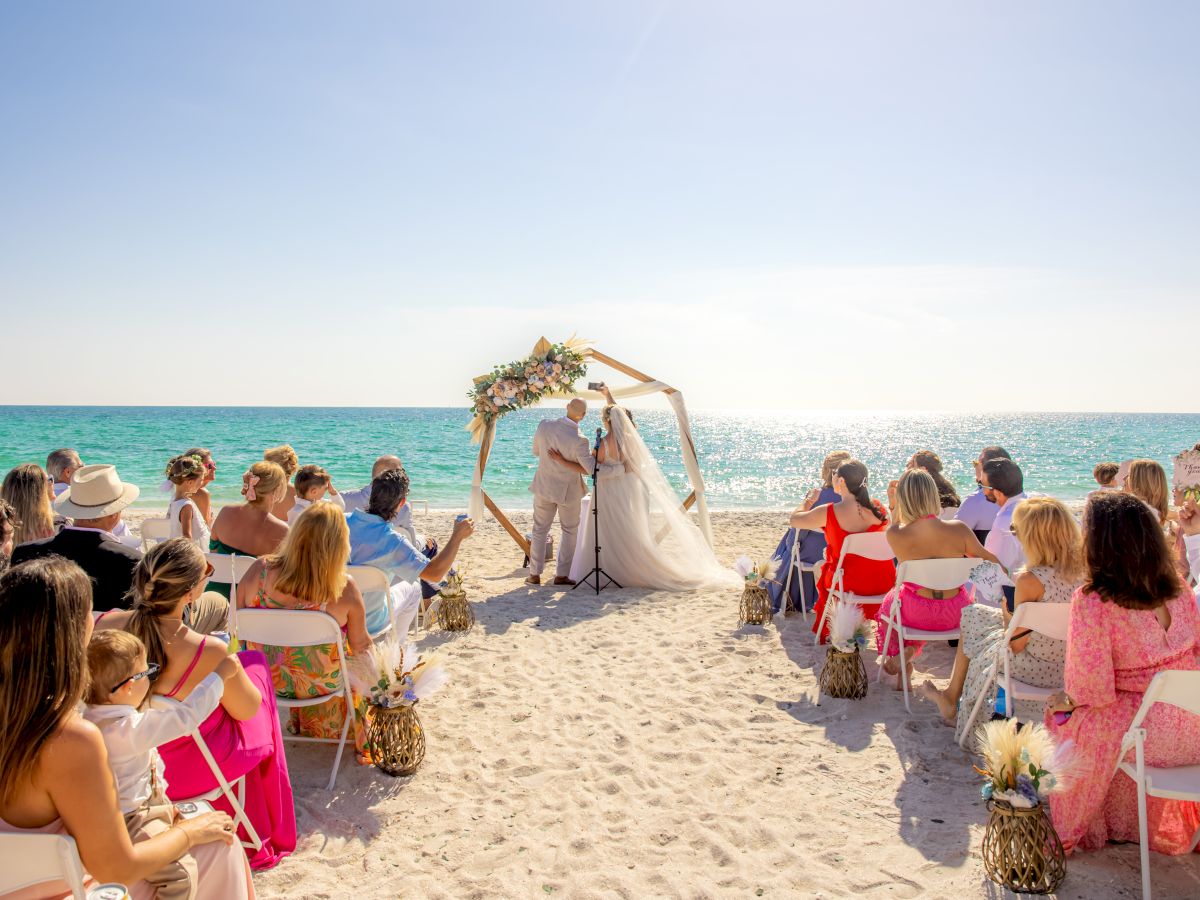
<box><xmin>122</xmin><ymin>510</ymin><xmax>1200</xmax><ymax>898</ymax></box>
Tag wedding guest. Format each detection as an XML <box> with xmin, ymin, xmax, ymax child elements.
<box><xmin>263</xmin><ymin>445</ymin><xmax>300</xmax><ymax>521</ymax></box>
<box><xmin>185</xmin><ymin>447</ymin><xmax>217</xmax><ymax>526</ymax></box>
<box><xmin>1179</xmin><ymin>498</ymin><xmax>1200</xmax><ymax>584</ymax></box>
<box><xmin>0</xmin><ymin>499</ymin><xmax>16</xmax><ymax>572</ymax></box>
<box><xmin>287</xmin><ymin>464</ymin><xmax>344</xmax><ymax>524</ymax></box>
<box><xmin>346</xmin><ymin>469</ymin><xmax>474</xmax><ymax>634</ymax></box>
<box><xmin>97</xmin><ymin>538</ymin><xmax>296</xmax><ymax>869</ymax></box>
<box><xmin>1125</xmin><ymin>458</ymin><xmax>1170</xmax><ymax>523</ymax></box>
<box><xmin>10</xmin><ymin>464</ymin><xmax>142</xmax><ymax>611</ymax></box>
<box><xmin>82</xmin><ymin>629</ymin><xmax>240</xmax><ymax>899</ymax></box>
<box><xmin>955</xmin><ymin>446</ymin><xmax>1010</xmax><ymax>542</ymax></box>
<box><xmin>208</xmin><ymin>461</ymin><xmax>289</xmax><ymax>599</ymax></box>
<box><xmin>0</xmin><ymin>556</ymin><xmax>255</xmax><ymax>898</ymax></box>
<box><xmin>920</xmin><ymin>497</ymin><xmax>1083</xmax><ymax>742</ymax></box>
<box><xmin>2</xmin><ymin>463</ymin><xmax>58</xmax><ymax>545</ymax></box>
<box><xmin>875</xmin><ymin>470</ymin><xmax>999</xmax><ymax>688</ymax></box>
<box><xmin>1092</xmin><ymin>461</ymin><xmax>1120</xmax><ymax>491</ymax></box>
<box><xmin>788</xmin><ymin>459</ymin><xmax>894</xmax><ymax>643</ymax></box>
<box><xmin>166</xmin><ymin>453</ymin><xmax>211</xmax><ymax>549</ymax></box>
<box><xmin>907</xmin><ymin>449</ymin><xmax>961</xmax><ymax>511</ymax></box>
<box><xmin>237</xmin><ymin>502</ymin><xmax>374</xmax><ymax>764</ymax></box>
<box><xmin>46</xmin><ymin>447</ymin><xmax>83</xmax><ymax>496</ymax></box>
<box><xmin>981</xmin><ymin>456</ymin><xmax>1027</xmax><ymax>605</ymax></box>
<box><xmin>340</xmin><ymin>454</ymin><xmax>423</xmax><ymax>547</ymax></box>
<box><xmin>768</xmin><ymin>450</ymin><xmax>849</xmax><ymax>614</ymax></box>
<box><xmin>1045</xmin><ymin>492</ymin><xmax>1200</xmax><ymax>856</ymax></box>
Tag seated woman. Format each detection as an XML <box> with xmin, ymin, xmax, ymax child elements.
<box><xmin>208</xmin><ymin>462</ymin><xmax>290</xmax><ymax>599</ymax></box>
<box><xmin>96</xmin><ymin>538</ymin><xmax>296</xmax><ymax>870</ymax></box>
<box><xmin>263</xmin><ymin>445</ymin><xmax>300</xmax><ymax>522</ymax></box>
<box><xmin>907</xmin><ymin>449</ymin><xmax>961</xmax><ymax>514</ymax></box>
<box><xmin>919</xmin><ymin>496</ymin><xmax>1082</xmax><ymax>741</ymax></box>
<box><xmin>875</xmin><ymin>469</ymin><xmax>999</xmax><ymax>688</ymax></box>
<box><xmin>768</xmin><ymin>450</ymin><xmax>849</xmax><ymax>614</ymax></box>
<box><xmin>0</xmin><ymin>556</ymin><xmax>255</xmax><ymax>899</ymax></box>
<box><xmin>1125</xmin><ymin>458</ymin><xmax>1171</xmax><ymax>525</ymax></box>
<box><xmin>236</xmin><ymin>502</ymin><xmax>374</xmax><ymax>763</ymax></box>
<box><xmin>185</xmin><ymin>447</ymin><xmax>218</xmax><ymax>527</ymax></box>
<box><xmin>789</xmin><ymin>459</ymin><xmax>895</xmax><ymax>643</ymax></box>
<box><xmin>0</xmin><ymin>498</ymin><xmax>16</xmax><ymax>573</ymax></box>
<box><xmin>1045</xmin><ymin>491</ymin><xmax>1200</xmax><ymax>855</ymax></box>
<box><xmin>2</xmin><ymin>463</ymin><xmax>59</xmax><ymax>546</ymax></box>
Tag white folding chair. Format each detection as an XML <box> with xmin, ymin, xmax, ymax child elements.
<box><xmin>813</xmin><ymin>531</ymin><xmax>894</xmax><ymax>646</ymax></box>
<box><xmin>776</xmin><ymin>527</ymin><xmax>818</xmax><ymax>625</ymax></box>
<box><xmin>0</xmin><ymin>833</ymin><xmax>88</xmax><ymax>899</ymax></box>
<box><xmin>957</xmin><ymin>600</ymin><xmax>1070</xmax><ymax>748</ymax></box>
<box><xmin>140</xmin><ymin>517</ymin><xmax>173</xmax><ymax>551</ymax></box>
<box><xmin>346</xmin><ymin>564</ymin><xmax>395</xmax><ymax>638</ymax></box>
<box><xmin>1115</xmin><ymin>669</ymin><xmax>1200</xmax><ymax>900</ymax></box>
<box><xmin>149</xmin><ymin>698</ymin><xmax>263</xmax><ymax>853</ymax></box>
<box><xmin>206</xmin><ymin>552</ymin><xmax>257</xmax><ymax>635</ymax></box>
<box><xmin>235</xmin><ymin>608</ymin><xmax>354</xmax><ymax>791</ymax></box>
<box><xmin>876</xmin><ymin>557</ymin><xmax>977</xmax><ymax>713</ymax></box>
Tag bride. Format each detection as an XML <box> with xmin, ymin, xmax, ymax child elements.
<box><xmin>548</xmin><ymin>386</ymin><xmax>738</xmax><ymax>591</ymax></box>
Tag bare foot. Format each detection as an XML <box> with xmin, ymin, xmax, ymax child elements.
<box><xmin>919</xmin><ymin>681</ymin><xmax>958</xmax><ymax>722</ymax></box>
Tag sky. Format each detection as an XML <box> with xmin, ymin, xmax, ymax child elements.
<box><xmin>1</xmin><ymin>2</ymin><xmax>1197</xmax><ymax>411</ymax></box>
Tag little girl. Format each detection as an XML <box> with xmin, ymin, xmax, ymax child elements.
<box><xmin>166</xmin><ymin>454</ymin><xmax>211</xmax><ymax>549</ymax></box>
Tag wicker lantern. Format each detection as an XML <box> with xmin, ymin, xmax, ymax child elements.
<box><xmin>818</xmin><ymin>646</ymin><xmax>869</xmax><ymax>700</ymax></box>
<box><xmin>981</xmin><ymin>800</ymin><xmax>1066</xmax><ymax>894</ymax></box>
<box><xmin>431</xmin><ymin>589</ymin><xmax>475</xmax><ymax>632</ymax></box>
<box><xmin>367</xmin><ymin>704</ymin><xmax>426</xmax><ymax>777</ymax></box>
<box><xmin>738</xmin><ymin>583</ymin><xmax>773</xmax><ymax>626</ymax></box>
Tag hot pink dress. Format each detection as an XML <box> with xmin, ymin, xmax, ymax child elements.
<box><xmin>1045</xmin><ymin>588</ymin><xmax>1200</xmax><ymax>855</ymax></box>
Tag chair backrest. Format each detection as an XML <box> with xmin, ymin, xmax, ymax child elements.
<box><xmin>346</xmin><ymin>564</ymin><xmax>390</xmax><ymax>595</ymax></box>
<box><xmin>0</xmin><ymin>833</ymin><xmax>88</xmax><ymax>900</ymax></box>
<box><xmin>896</xmin><ymin>557</ymin><xmax>979</xmax><ymax>593</ymax></box>
<box><xmin>1007</xmin><ymin>600</ymin><xmax>1071</xmax><ymax>642</ymax></box>
<box><xmin>234</xmin><ymin>607</ymin><xmax>345</xmax><ymax>650</ymax></box>
<box><xmin>140</xmin><ymin>517</ymin><xmax>172</xmax><ymax>550</ymax></box>
<box><xmin>837</xmin><ymin>531</ymin><xmax>894</xmax><ymax>567</ymax></box>
<box><xmin>1141</xmin><ymin>670</ymin><xmax>1200</xmax><ymax>719</ymax></box>
<box><xmin>205</xmin><ymin>553</ymin><xmax>257</xmax><ymax>588</ymax></box>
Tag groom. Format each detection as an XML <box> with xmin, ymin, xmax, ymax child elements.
<box><xmin>526</xmin><ymin>398</ymin><xmax>593</xmax><ymax>586</ymax></box>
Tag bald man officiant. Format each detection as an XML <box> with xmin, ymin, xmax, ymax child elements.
<box><xmin>526</xmin><ymin>399</ymin><xmax>594</xmax><ymax>586</ymax></box>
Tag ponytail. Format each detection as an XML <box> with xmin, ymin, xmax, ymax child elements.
<box><xmin>125</xmin><ymin>537</ymin><xmax>207</xmax><ymax>670</ymax></box>
<box><xmin>837</xmin><ymin>459</ymin><xmax>886</xmax><ymax>522</ymax></box>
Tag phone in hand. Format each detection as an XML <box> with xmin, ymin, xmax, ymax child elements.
<box><xmin>587</xmin><ymin>382</ymin><xmax>605</xmax><ymax>391</ymax></box>
<box><xmin>175</xmin><ymin>800</ymin><xmax>215</xmax><ymax>819</ymax></box>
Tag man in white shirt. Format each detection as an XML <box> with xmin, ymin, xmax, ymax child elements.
<box><xmin>981</xmin><ymin>457</ymin><xmax>1028</xmax><ymax>605</ymax></box>
<box><xmin>45</xmin><ymin>447</ymin><xmax>82</xmax><ymax>497</ymax></box>
<box><xmin>1178</xmin><ymin>498</ymin><xmax>1200</xmax><ymax>586</ymax></box>
<box><xmin>341</xmin><ymin>454</ymin><xmax>421</xmax><ymax>546</ymax></box>
<box><xmin>955</xmin><ymin>445</ymin><xmax>1009</xmax><ymax>542</ymax></box>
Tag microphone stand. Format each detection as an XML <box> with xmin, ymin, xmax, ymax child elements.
<box><xmin>575</xmin><ymin>426</ymin><xmax>621</xmax><ymax>595</ymax></box>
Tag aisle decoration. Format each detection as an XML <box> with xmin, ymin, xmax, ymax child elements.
<box><xmin>817</xmin><ymin>601</ymin><xmax>870</xmax><ymax>700</ymax></box>
<box><xmin>976</xmin><ymin>719</ymin><xmax>1072</xmax><ymax>894</ymax></box>
<box><xmin>350</xmin><ymin>640</ymin><xmax>448</xmax><ymax>777</ymax></box>
<box><xmin>428</xmin><ymin>568</ymin><xmax>474</xmax><ymax>633</ymax></box>
<box><xmin>467</xmin><ymin>339</ymin><xmax>589</xmax><ymax>434</ymax></box>
<box><xmin>735</xmin><ymin>555</ymin><xmax>780</xmax><ymax>626</ymax></box>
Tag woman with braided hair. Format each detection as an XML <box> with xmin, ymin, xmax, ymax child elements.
<box><xmin>789</xmin><ymin>459</ymin><xmax>896</xmax><ymax>642</ymax></box>
<box><xmin>95</xmin><ymin>538</ymin><xmax>297</xmax><ymax>869</ymax></box>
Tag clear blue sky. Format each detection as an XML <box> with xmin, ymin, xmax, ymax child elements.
<box><xmin>1</xmin><ymin>2</ymin><xmax>1197</xmax><ymax>410</ymax></box>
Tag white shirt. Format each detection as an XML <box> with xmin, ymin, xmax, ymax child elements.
<box><xmin>984</xmin><ymin>492</ymin><xmax>1028</xmax><ymax>580</ymax></box>
<box><xmin>1185</xmin><ymin>533</ymin><xmax>1200</xmax><ymax>585</ymax></box>
<box><xmin>955</xmin><ymin>487</ymin><xmax>1000</xmax><ymax>532</ymax></box>
<box><xmin>339</xmin><ymin>484</ymin><xmax>417</xmax><ymax>543</ymax></box>
<box><xmin>287</xmin><ymin>492</ymin><xmax>346</xmax><ymax>525</ymax></box>
<box><xmin>52</xmin><ymin>482</ymin><xmax>69</xmax><ymax>497</ymax></box>
<box><xmin>82</xmin><ymin>673</ymin><xmax>224</xmax><ymax>812</ymax></box>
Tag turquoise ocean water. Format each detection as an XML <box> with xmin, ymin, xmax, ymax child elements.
<box><xmin>0</xmin><ymin>407</ymin><xmax>1197</xmax><ymax>511</ymax></box>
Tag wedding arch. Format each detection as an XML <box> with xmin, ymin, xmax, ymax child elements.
<box><xmin>465</xmin><ymin>336</ymin><xmax>714</xmax><ymax>556</ymax></box>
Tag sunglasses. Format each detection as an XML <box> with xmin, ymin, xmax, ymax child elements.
<box><xmin>111</xmin><ymin>661</ymin><xmax>161</xmax><ymax>694</ymax></box>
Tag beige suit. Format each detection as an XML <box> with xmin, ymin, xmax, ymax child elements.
<box><xmin>529</xmin><ymin>417</ymin><xmax>593</xmax><ymax>578</ymax></box>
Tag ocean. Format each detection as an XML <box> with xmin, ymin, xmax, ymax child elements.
<box><xmin>0</xmin><ymin>407</ymin><xmax>1197</xmax><ymax>511</ymax></box>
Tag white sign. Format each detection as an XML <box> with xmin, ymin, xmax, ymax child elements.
<box><xmin>970</xmin><ymin>561</ymin><xmax>1006</xmax><ymax>606</ymax></box>
<box><xmin>1174</xmin><ymin>450</ymin><xmax>1200</xmax><ymax>502</ymax></box>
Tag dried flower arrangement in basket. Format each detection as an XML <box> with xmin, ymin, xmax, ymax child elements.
<box><xmin>734</xmin><ymin>555</ymin><xmax>780</xmax><ymax>626</ymax></box>
<box><xmin>818</xmin><ymin>601</ymin><xmax>870</xmax><ymax>701</ymax></box>
<box><xmin>429</xmin><ymin>568</ymin><xmax>474</xmax><ymax>632</ymax></box>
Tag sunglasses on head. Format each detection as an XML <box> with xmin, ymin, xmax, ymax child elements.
<box><xmin>111</xmin><ymin>662</ymin><xmax>161</xmax><ymax>694</ymax></box>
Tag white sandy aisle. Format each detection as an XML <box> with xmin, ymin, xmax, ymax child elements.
<box><xmin>119</xmin><ymin>510</ymin><xmax>1196</xmax><ymax>899</ymax></box>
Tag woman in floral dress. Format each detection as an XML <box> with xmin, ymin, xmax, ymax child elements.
<box><xmin>237</xmin><ymin>501</ymin><xmax>374</xmax><ymax>762</ymax></box>
<box><xmin>1045</xmin><ymin>491</ymin><xmax>1200</xmax><ymax>855</ymax></box>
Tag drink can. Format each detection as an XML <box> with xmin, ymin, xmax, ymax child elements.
<box><xmin>455</xmin><ymin>514</ymin><xmax>468</xmax><ymax>523</ymax></box>
<box><xmin>88</xmin><ymin>887</ymin><xmax>131</xmax><ymax>900</ymax></box>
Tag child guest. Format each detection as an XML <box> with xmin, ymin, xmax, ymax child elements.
<box><xmin>166</xmin><ymin>454</ymin><xmax>211</xmax><ymax>549</ymax></box>
<box><xmin>287</xmin><ymin>464</ymin><xmax>344</xmax><ymax>524</ymax></box>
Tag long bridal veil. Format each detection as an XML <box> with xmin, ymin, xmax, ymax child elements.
<box><xmin>605</xmin><ymin>407</ymin><xmax>739</xmax><ymax>590</ymax></box>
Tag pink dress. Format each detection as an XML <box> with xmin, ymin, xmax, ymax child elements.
<box><xmin>1045</xmin><ymin>589</ymin><xmax>1200</xmax><ymax>855</ymax></box>
<box><xmin>874</xmin><ymin>582</ymin><xmax>972</xmax><ymax>657</ymax></box>
<box><xmin>0</xmin><ymin>814</ymin><xmax>254</xmax><ymax>900</ymax></box>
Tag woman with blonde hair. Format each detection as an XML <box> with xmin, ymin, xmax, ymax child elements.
<box><xmin>1</xmin><ymin>463</ymin><xmax>58</xmax><ymax>545</ymax></box>
<box><xmin>208</xmin><ymin>461</ymin><xmax>290</xmax><ymax>598</ymax></box>
<box><xmin>1124</xmin><ymin>458</ymin><xmax>1170</xmax><ymax>523</ymax></box>
<box><xmin>263</xmin><ymin>445</ymin><xmax>300</xmax><ymax>521</ymax></box>
<box><xmin>921</xmin><ymin>496</ymin><xmax>1085</xmax><ymax>740</ymax></box>
<box><xmin>874</xmin><ymin>469</ymin><xmax>999</xmax><ymax>688</ymax></box>
<box><xmin>237</xmin><ymin>501</ymin><xmax>372</xmax><ymax>761</ymax></box>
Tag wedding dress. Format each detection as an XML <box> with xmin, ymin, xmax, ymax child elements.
<box><xmin>569</xmin><ymin>408</ymin><xmax>738</xmax><ymax>591</ymax></box>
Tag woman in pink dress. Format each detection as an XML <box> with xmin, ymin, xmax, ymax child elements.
<box><xmin>1045</xmin><ymin>491</ymin><xmax>1200</xmax><ymax>855</ymax></box>
<box><xmin>0</xmin><ymin>556</ymin><xmax>254</xmax><ymax>900</ymax></box>
<box><xmin>97</xmin><ymin>538</ymin><xmax>296</xmax><ymax>870</ymax></box>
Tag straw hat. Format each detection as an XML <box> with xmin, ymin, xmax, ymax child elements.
<box><xmin>53</xmin><ymin>464</ymin><xmax>140</xmax><ymax>519</ymax></box>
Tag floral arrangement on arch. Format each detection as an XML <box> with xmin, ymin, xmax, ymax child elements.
<box><xmin>349</xmin><ymin>638</ymin><xmax>449</xmax><ymax>710</ymax></box>
<box><xmin>468</xmin><ymin>341</ymin><xmax>589</xmax><ymax>425</ymax></box>
<box><xmin>976</xmin><ymin>718</ymin><xmax>1073</xmax><ymax>808</ymax></box>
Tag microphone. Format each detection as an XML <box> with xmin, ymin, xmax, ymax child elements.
<box><xmin>593</xmin><ymin>427</ymin><xmax>603</xmax><ymax>453</ymax></box>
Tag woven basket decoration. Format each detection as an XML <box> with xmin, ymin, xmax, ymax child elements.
<box><xmin>431</xmin><ymin>591</ymin><xmax>475</xmax><ymax>632</ymax></box>
<box><xmin>738</xmin><ymin>584</ymin><xmax>773</xmax><ymax>626</ymax></box>
<box><xmin>818</xmin><ymin>646</ymin><xmax>869</xmax><ymax>699</ymax></box>
<box><xmin>981</xmin><ymin>799</ymin><xmax>1066</xmax><ymax>894</ymax></box>
<box><xmin>367</xmin><ymin>704</ymin><xmax>426</xmax><ymax>777</ymax></box>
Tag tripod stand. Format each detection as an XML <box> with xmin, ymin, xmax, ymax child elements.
<box><xmin>575</xmin><ymin>427</ymin><xmax>621</xmax><ymax>595</ymax></box>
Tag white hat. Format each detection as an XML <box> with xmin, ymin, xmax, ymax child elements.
<box><xmin>53</xmin><ymin>464</ymin><xmax>140</xmax><ymax>519</ymax></box>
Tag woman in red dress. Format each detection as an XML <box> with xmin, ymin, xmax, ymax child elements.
<box><xmin>789</xmin><ymin>459</ymin><xmax>895</xmax><ymax>642</ymax></box>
